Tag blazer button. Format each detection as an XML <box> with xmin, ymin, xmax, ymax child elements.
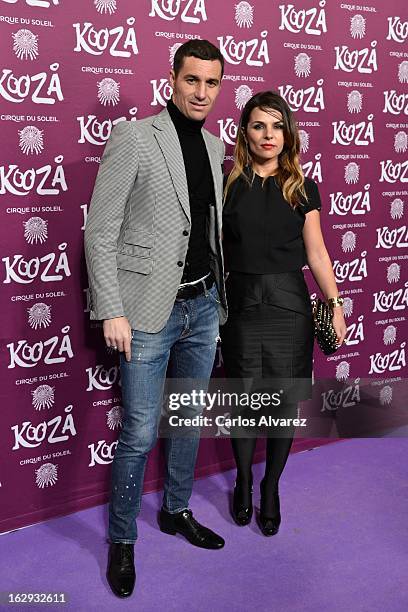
<box><xmin>183</xmin><ymin>230</ymin><xmax>189</xmax><ymax>236</ymax></box>
<box><xmin>177</xmin><ymin>261</ymin><xmax>183</xmax><ymax>267</ymax></box>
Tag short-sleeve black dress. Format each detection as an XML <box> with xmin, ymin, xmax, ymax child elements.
<box><xmin>220</xmin><ymin>172</ymin><xmax>322</xmax><ymax>402</ymax></box>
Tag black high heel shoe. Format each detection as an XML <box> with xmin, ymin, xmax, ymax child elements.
<box><xmin>232</xmin><ymin>477</ymin><xmax>253</xmax><ymax>526</ymax></box>
<box><xmin>259</xmin><ymin>479</ymin><xmax>281</xmax><ymax>537</ymax></box>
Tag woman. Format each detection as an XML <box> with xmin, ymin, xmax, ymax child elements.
<box><xmin>221</xmin><ymin>91</ymin><xmax>347</xmax><ymax>536</ymax></box>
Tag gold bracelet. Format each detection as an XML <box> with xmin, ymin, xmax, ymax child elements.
<box><xmin>328</xmin><ymin>296</ymin><xmax>344</xmax><ymax>309</ymax></box>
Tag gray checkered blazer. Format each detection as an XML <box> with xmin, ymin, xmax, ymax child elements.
<box><xmin>84</xmin><ymin>107</ymin><xmax>227</xmax><ymax>333</ymax></box>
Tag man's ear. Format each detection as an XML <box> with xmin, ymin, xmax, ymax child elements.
<box><xmin>169</xmin><ymin>69</ymin><xmax>175</xmax><ymax>88</ymax></box>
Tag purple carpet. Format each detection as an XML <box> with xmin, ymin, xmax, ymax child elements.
<box><xmin>1</xmin><ymin>438</ymin><xmax>407</xmax><ymax>611</ymax></box>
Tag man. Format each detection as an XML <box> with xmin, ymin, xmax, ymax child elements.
<box><xmin>84</xmin><ymin>40</ymin><xmax>227</xmax><ymax>598</ymax></box>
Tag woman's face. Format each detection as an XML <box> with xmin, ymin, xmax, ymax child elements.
<box><xmin>245</xmin><ymin>106</ymin><xmax>285</xmax><ymax>165</ymax></box>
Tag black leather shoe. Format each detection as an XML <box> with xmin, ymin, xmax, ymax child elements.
<box><xmin>159</xmin><ymin>508</ymin><xmax>225</xmax><ymax>550</ymax></box>
<box><xmin>232</xmin><ymin>479</ymin><xmax>253</xmax><ymax>526</ymax></box>
<box><xmin>259</xmin><ymin>480</ymin><xmax>281</xmax><ymax>537</ymax></box>
<box><xmin>106</xmin><ymin>543</ymin><xmax>136</xmax><ymax>598</ymax></box>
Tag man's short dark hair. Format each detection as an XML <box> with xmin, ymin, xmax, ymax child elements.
<box><xmin>173</xmin><ymin>39</ymin><xmax>224</xmax><ymax>78</ymax></box>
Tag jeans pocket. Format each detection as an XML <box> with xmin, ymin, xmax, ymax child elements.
<box><xmin>207</xmin><ymin>283</ymin><xmax>221</xmax><ymax>304</ymax></box>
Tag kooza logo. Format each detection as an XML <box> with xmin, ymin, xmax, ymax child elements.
<box><xmin>88</xmin><ymin>440</ymin><xmax>118</xmax><ymax>467</ymax></box>
<box><xmin>0</xmin><ymin>156</ymin><xmax>67</xmax><ymax>196</ymax></box>
<box><xmin>150</xmin><ymin>77</ymin><xmax>172</xmax><ymax>106</ymax></box>
<box><xmin>341</xmin><ymin>230</ymin><xmax>356</xmax><ymax>253</ymax></box>
<box><xmin>149</xmin><ymin>0</ymin><xmax>207</xmax><ymax>23</ymax></box>
<box><xmin>218</xmin><ymin>31</ymin><xmax>269</xmax><ymax>66</ymax></box>
<box><xmin>321</xmin><ymin>379</ymin><xmax>360</xmax><ymax>412</ymax></box>
<box><xmin>279</xmin><ymin>1</ymin><xmax>327</xmax><ymax>36</ymax></box>
<box><xmin>7</xmin><ymin>326</ymin><xmax>74</xmax><ymax>369</ymax></box>
<box><xmin>86</xmin><ymin>364</ymin><xmax>120</xmax><ymax>391</ymax></box>
<box><xmin>278</xmin><ymin>80</ymin><xmax>324</xmax><ymax>113</ymax></box>
<box><xmin>372</xmin><ymin>282</ymin><xmax>408</xmax><ymax>313</ymax></box>
<box><xmin>27</xmin><ymin>302</ymin><xmax>52</xmax><ymax>329</ymax></box>
<box><xmin>169</xmin><ymin>42</ymin><xmax>182</xmax><ymax>65</ymax></box>
<box><xmin>345</xmin><ymin>315</ymin><xmax>364</xmax><ymax>346</ymax></box>
<box><xmin>387</xmin><ymin>17</ymin><xmax>408</xmax><ymax>44</ymax></box>
<box><xmin>298</xmin><ymin>129</ymin><xmax>309</xmax><ymax>153</ymax></box>
<box><xmin>35</xmin><ymin>463</ymin><xmax>58</xmax><ymax>489</ymax></box>
<box><xmin>235</xmin><ymin>85</ymin><xmax>253</xmax><ymax>110</ymax></box>
<box><xmin>302</xmin><ymin>153</ymin><xmax>322</xmax><ymax>183</ymax></box>
<box><xmin>77</xmin><ymin>107</ymin><xmax>138</xmax><ymax>146</ymax></box>
<box><xmin>19</xmin><ymin>126</ymin><xmax>44</xmax><ymax>155</ymax></box>
<box><xmin>369</xmin><ymin>343</ymin><xmax>406</xmax><ymax>375</ymax></box>
<box><xmin>2</xmin><ymin>243</ymin><xmax>71</xmax><ymax>285</ymax></box>
<box><xmin>347</xmin><ymin>90</ymin><xmax>363</xmax><ymax>113</ymax></box>
<box><xmin>332</xmin><ymin>251</ymin><xmax>368</xmax><ymax>284</ymax></box>
<box><xmin>11</xmin><ymin>405</ymin><xmax>76</xmax><ymax>450</ymax></box>
<box><xmin>376</xmin><ymin>225</ymin><xmax>408</xmax><ymax>249</ymax></box>
<box><xmin>94</xmin><ymin>0</ymin><xmax>117</xmax><ymax>15</ymax></box>
<box><xmin>382</xmin><ymin>90</ymin><xmax>408</xmax><ymax>115</ymax></box>
<box><xmin>12</xmin><ymin>29</ymin><xmax>39</xmax><ymax>60</ymax></box>
<box><xmin>394</xmin><ymin>131</ymin><xmax>407</xmax><ymax>153</ymax></box>
<box><xmin>387</xmin><ymin>263</ymin><xmax>400</xmax><ymax>284</ymax></box>
<box><xmin>334</xmin><ymin>41</ymin><xmax>377</xmax><ymax>74</ymax></box>
<box><xmin>329</xmin><ymin>184</ymin><xmax>371</xmax><ymax>216</ymax></box>
<box><xmin>350</xmin><ymin>14</ymin><xmax>366</xmax><ymax>39</ymax></box>
<box><xmin>344</xmin><ymin>162</ymin><xmax>359</xmax><ymax>184</ymax></box>
<box><xmin>379</xmin><ymin>385</ymin><xmax>393</xmax><ymax>406</ymax></box>
<box><xmin>97</xmin><ymin>78</ymin><xmax>120</xmax><ymax>106</ymax></box>
<box><xmin>73</xmin><ymin>18</ymin><xmax>138</xmax><ymax>57</ymax></box>
<box><xmin>0</xmin><ymin>63</ymin><xmax>63</xmax><ymax>104</ymax></box>
<box><xmin>294</xmin><ymin>52</ymin><xmax>311</xmax><ymax>77</ymax></box>
<box><xmin>218</xmin><ymin>117</ymin><xmax>238</xmax><ymax>146</ymax></box>
<box><xmin>331</xmin><ymin>115</ymin><xmax>374</xmax><ymax>146</ymax></box>
<box><xmin>390</xmin><ymin>198</ymin><xmax>404</xmax><ymax>220</ymax></box>
<box><xmin>379</xmin><ymin>159</ymin><xmax>408</xmax><ymax>183</ymax></box>
<box><xmin>23</xmin><ymin>216</ymin><xmax>48</xmax><ymax>244</ymax></box>
<box><xmin>235</xmin><ymin>1</ymin><xmax>254</xmax><ymax>28</ymax></box>
<box><xmin>32</xmin><ymin>384</ymin><xmax>55</xmax><ymax>410</ymax></box>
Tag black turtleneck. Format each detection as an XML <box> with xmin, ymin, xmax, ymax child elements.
<box><xmin>167</xmin><ymin>98</ymin><xmax>215</xmax><ymax>283</ymax></box>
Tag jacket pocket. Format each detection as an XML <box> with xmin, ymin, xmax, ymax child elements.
<box><xmin>119</xmin><ymin>229</ymin><xmax>156</xmax><ymax>259</ymax></box>
<box><xmin>117</xmin><ymin>253</ymin><xmax>153</xmax><ymax>275</ymax></box>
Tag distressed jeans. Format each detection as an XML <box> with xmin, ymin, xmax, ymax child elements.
<box><xmin>108</xmin><ymin>283</ymin><xmax>220</xmax><ymax>543</ymax></box>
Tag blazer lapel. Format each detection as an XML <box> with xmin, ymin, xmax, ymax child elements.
<box><xmin>153</xmin><ymin>109</ymin><xmax>190</xmax><ymax>222</ymax></box>
<box><xmin>202</xmin><ymin>130</ymin><xmax>223</xmax><ymax>230</ymax></box>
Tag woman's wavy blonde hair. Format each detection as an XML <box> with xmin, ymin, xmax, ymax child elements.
<box><xmin>224</xmin><ymin>90</ymin><xmax>307</xmax><ymax>208</ymax></box>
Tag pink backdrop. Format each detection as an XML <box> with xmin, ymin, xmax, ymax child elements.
<box><xmin>1</xmin><ymin>0</ymin><xmax>407</xmax><ymax>533</ymax></box>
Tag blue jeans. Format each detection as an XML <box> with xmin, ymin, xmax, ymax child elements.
<box><xmin>108</xmin><ymin>283</ymin><xmax>220</xmax><ymax>543</ymax></box>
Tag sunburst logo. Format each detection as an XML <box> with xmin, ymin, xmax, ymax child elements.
<box><xmin>169</xmin><ymin>42</ymin><xmax>183</xmax><ymax>66</ymax></box>
<box><xmin>398</xmin><ymin>61</ymin><xmax>408</xmax><ymax>83</ymax></box>
<box><xmin>298</xmin><ymin>130</ymin><xmax>310</xmax><ymax>153</ymax></box>
<box><xmin>23</xmin><ymin>216</ymin><xmax>48</xmax><ymax>245</ymax></box>
<box><xmin>294</xmin><ymin>53</ymin><xmax>311</xmax><ymax>78</ymax></box>
<box><xmin>347</xmin><ymin>90</ymin><xmax>363</xmax><ymax>113</ymax></box>
<box><xmin>343</xmin><ymin>297</ymin><xmax>353</xmax><ymax>318</ymax></box>
<box><xmin>97</xmin><ymin>78</ymin><xmax>120</xmax><ymax>106</ymax></box>
<box><xmin>336</xmin><ymin>361</ymin><xmax>350</xmax><ymax>382</ymax></box>
<box><xmin>234</xmin><ymin>84</ymin><xmax>253</xmax><ymax>110</ymax></box>
<box><xmin>344</xmin><ymin>162</ymin><xmax>359</xmax><ymax>184</ymax></box>
<box><xmin>35</xmin><ymin>463</ymin><xmax>58</xmax><ymax>489</ymax></box>
<box><xmin>19</xmin><ymin>126</ymin><xmax>44</xmax><ymax>155</ymax></box>
<box><xmin>94</xmin><ymin>0</ymin><xmax>117</xmax><ymax>15</ymax></box>
<box><xmin>350</xmin><ymin>14</ymin><xmax>366</xmax><ymax>39</ymax></box>
<box><xmin>234</xmin><ymin>1</ymin><xmax>254</xmax><ymax>28</ymax></box>
<box><xmin>390</xmin><ymin>198</ymin><xmax>404</xmax><ymax>220</ymax></box>
<box><xmin>12</xmin><ymin>29</ymin><xmax>39</xmax><ymax>61</ymax></box>
<box><xmin>342</xmin><ymin>231</ymin><xmax>356</xmax><ymax>253</ymax></box>
<box><xmin>394</xmin><ymin>131</ymin><xmax>407</xmax><ymax>153</ymax></box>
<box><xmin>107</xmin><ymin>405</ymin><xmax>123</xmax><ymax>430</ymax></box>
<box><xmin>32</xmin><ymin>384</ymin><xmax>55</xmax><ymax>410</ymax></box>
<box><xmin>387</xmin><ymin>263</ymin><xmax>400</xmax><ymax>284</ymax></box>
<box><xmin>27</xmin><ymin>302</ymin><xmax>52</xmax><ymax>330</ymax></box>
<box><xmin>383</xmin><ymin>325</ymin><xmax>397</xmax><ymax>345</ymax></box>
<box><xmin>379</xmin><ymin>385</ymin><xmax>392</xmax><ymax>406</ymax></box>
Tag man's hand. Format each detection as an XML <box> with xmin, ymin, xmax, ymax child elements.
<box><xmin>103</xmin><ymin>317</ymin><xmax>132</xmax><ymax>362</ymax></box>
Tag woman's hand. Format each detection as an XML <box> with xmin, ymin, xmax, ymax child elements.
<box><xmin>332</xmin><ymin>308</ymin><xmax>348</xmax><ymax>347</ymax></box>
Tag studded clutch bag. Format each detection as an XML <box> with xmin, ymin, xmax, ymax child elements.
<box><xmin>311</xmin><ymin>298</ymin><xmax>339</xmax><ymax>355</ymax></box>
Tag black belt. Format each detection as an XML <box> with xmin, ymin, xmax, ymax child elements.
<box><xmin>175</xmin><ymin>273</ymin><xmax>214</xmax><ymax>300</ymax></box>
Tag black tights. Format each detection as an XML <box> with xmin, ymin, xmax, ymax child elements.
<box><xmin>231</xmin><ymin>421</ymin><xmax>295</xmax><ymax>512</ymax></box>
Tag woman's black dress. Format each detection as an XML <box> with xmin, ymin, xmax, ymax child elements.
<box><xmin>221</xmin><ymin>173</ymin><xmax>322</xmax><ymax>405</ymax></box>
